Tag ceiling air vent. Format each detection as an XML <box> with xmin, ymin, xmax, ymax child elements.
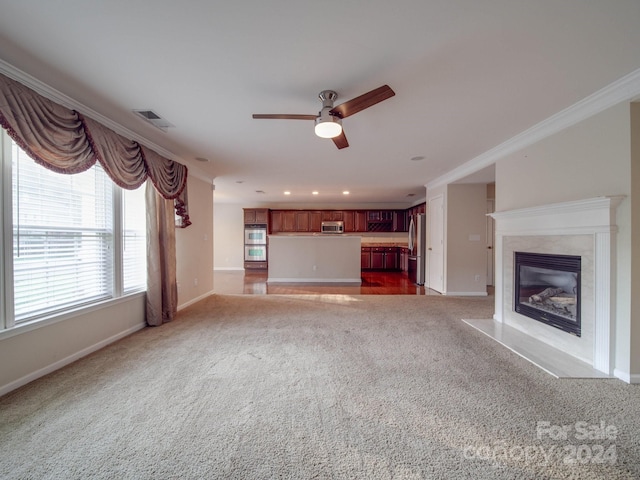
<box><xmin>133</xmin><ymin>109</ymin><xmax>174</xmax><ymax>131</ymax></box>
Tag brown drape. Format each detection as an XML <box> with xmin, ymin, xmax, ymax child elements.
<box><xmin>0</xmin><ymin>72</ymin><xmax>190</xmax><ymax>225</ymax></box>
<box><xmin>146</xmin><ymin>181</ymin><xmax>178</xmax><ymax>326</ymax></box>
<box><xmin>0</xmin><ymin>72</ymin><xmax>190</xmax><ymax>326</ymax></box>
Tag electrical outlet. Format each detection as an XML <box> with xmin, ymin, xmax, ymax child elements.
<box><xmin>474</xmin><ymin>274</ymin><xmax>480</xmax><ymax>282</ymax></box>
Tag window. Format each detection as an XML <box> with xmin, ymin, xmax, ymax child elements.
<box><xmin>2</xmin><ymin>132</ymin><xmax>146</xmax><ymax>328</ymax></box>
<box><xmin>122</xmin><ymin>186</ymin><xmax>147</xmax><ymax>293</ymax></box>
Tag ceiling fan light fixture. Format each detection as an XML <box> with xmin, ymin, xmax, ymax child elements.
<box><xmin>314</xmin><ymin>110</ymin><xmax>342</xmax><ymax>139</ymax></box>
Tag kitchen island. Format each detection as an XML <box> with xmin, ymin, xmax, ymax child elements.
<box><xmin>267</xmin><ymin>235</ymin><xmax>361</xmax><ymax>284</ymax></box>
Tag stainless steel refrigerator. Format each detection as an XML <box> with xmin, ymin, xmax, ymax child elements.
<box><xmin>408</xmin><ymin>213</ymin><xmax>426</xmax><ymax>285</ymax></box>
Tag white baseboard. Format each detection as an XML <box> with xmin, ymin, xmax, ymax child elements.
<box><xmin>613</xmin><ymin>369</ymin><xmax>640</xmax><ymax>384</ymax></box>
<box><xmin>267</xmin><ymin>278</ymin><xmax>362</xmax><ymax>284</ymax></box>
<box><xmin>442</xmin><ymin>291</ymin><xmax>489</xmax><ymax>297</ymax></box>
<box><xmin>177</xmin><ymin>290</ymin><xmax>215</xmax><ymax>311</ymax></box>
<box><xmin>214</xmin><ymin>267</ymin><xmax>244</xmax><ymax>271</ymax></box>
<box><xmin>0</xmin><ymin>322</ymin><xmax>146</xmax><ymax>397</ymax></box>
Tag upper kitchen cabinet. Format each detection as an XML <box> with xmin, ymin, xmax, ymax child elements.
<box><xmin>244</xmin><ymin>208</ymin><xmax>269</xmax><ymax>225</ymax></box>
<box><xmin>322</xmin><ymin>211</ymin><xmax>343</xmax><ymax>221</ymax></box>
<box><xmin>355</xmin><ymin>211</ymin><xmax>368</xmax><ymax>232</ymax></box>
<box><xmin>309</xmin><ymin>211</ymin><xmax>322</xmax><ymax>232</ymax></box>
<box><xmin>270</xmin><ymin>210</ymin><xmax>282</xmax><ymax>233</ymax></box>
<box><xmin>393</xmin><ymin>210</ymin><xmax>408</xmax><ymax>232</ymax></box>
<box><xmin>295</xmin><ymin>211</ymin><xmax>310</xmax><ymax>232</ymax></box>
<box><xmin>342</xmin><ymin>211</ymin><xmax>355</xmax><ymax>232</ymax></box>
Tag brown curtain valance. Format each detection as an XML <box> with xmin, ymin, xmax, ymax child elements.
<box><xmin>0</xmin><ymin>73</ymin><xmax>190</xmax><ymax>227</ymax></box>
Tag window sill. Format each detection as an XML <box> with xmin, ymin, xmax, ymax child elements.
<box><xmin>0</xmin><ymin>291</ymin><xmax>146</xmax><ymax>341</ymax></box>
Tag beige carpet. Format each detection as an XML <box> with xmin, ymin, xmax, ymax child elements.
<box><xmin>1</xmin><ymin>294</ymin><xmax>638</xmax><ymax>479</ymax></box>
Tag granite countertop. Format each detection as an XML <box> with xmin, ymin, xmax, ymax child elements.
<box><xmin>361</xmin><ymin>242</ymin><xmax>409</xmax><ymax>248</ymax></box>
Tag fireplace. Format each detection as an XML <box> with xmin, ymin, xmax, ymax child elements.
<box><xmin>514</xmin><ymin>252</ymin><xmax>581</xmax><ymax>337</ymax></box>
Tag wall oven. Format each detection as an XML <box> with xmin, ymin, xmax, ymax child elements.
<box><xmin>244</xmin><ymin>245</ymin><xmax>267</xmax><ymax>262</ymax></box>
<box><xmin>244</xmin><ymin>224</ymin><xmax>267</xmax><ymax>244</ymax></box>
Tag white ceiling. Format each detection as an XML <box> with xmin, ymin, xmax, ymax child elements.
<box><xmin>1</xmin><ymin>1</ymin><xmax>639</xmax><ymax>206</ymax></box>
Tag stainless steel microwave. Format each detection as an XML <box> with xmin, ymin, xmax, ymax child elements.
<box><xmin>321</xmin><ymin>221</ymin><xmax>344</xmax><ymax>234</ymax></box>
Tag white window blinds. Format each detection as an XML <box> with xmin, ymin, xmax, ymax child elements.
<box><xmin>12</xmin><ymin>142</ymin><xmax>113</xmax><ymax>321</ymax></box>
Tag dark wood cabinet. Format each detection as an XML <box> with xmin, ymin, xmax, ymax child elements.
<box><xmin>362</xmin><ymin>246</ymin><xmax>401</xmax><ymax>271</ymax></box>
<box><xmin>384</xmin><ymin>247</ymin><xmax>399</xmax><ymax>270</ymax></box>
<box><xmin>322</xmin><ymin>210</ymin><xmax>343</xmax><ymax>221</ymax></box>
<box><xmin>295</xmin><ymin>211</ymin><xmax>310</xmax><ymax>231</ymax></box>
<box><xmin>265</xmin><ymin>205</ymin><xmax>424</xmax><ymax>234</ymax></box>
<box><xmin>244</xmin><ymin>208</ymin><xmax>269</xmax><ymax>224</ymax></box>
<box><xmin>393</xmin><ymin>210</ymin><xmax>408</xmax><ymax>232</ymax></box>
<box><xmin>355</xmin><ymin>211</ymin><xmax>368</xmax><ymax>232</ymax></box>
<box><xmin>309</xmin><ymin>211</ymin><xmax>322</xmax><ymax>232</ymax></box>
<box><xmin>282</xmin><ymin>211</ymin><xmax>297</xmax><ymax>232</ymax></box>
<box><xmin>270</xmin><ymin>211</ymin><xmax>282</xmax><ymax>233</ymax></box>
<box><xmin>370</xmin><ymin>248</ymin><xmax>385</xmax><ymax>269</ymax></box>
<box><xmin>361</xmin><ymin>247</ymin><xmax>371</xmax><ymax>269</ymax></box>
<box><xmin>343</xmin><ymin>211</ymin><xmax>355</xmax><ymax>232</ymax></box>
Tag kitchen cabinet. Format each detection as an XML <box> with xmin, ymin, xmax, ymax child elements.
<box><xmin>309</xmin><ymin>211</ymin><xmax>322</xmax><ymax>232</ymax></box>
<box><xmin>267</xmin><ymin>207</ymin><xmax>423</xmax><ymax>234</ymax></box>
<box><xmin>361</xmin><ymin>247</ymin><xmax>371</xmax><ymax>269</ymax></box>
<box><xmin>355</xmin><ymin>211</ymin><xmax>368</xmax><ymax>232</ymax></box>
<box><xmin>384</xmin><ymin>247</ymin><xmax>399</xmax><ymax>270</ymax></box>
<box><xmin>322</xmin><ymin>211</ymin><xmax>343</xmax><ymax>221</ymax></box>
<box><xmin>295</xmin><ymin>211</ymin><xmax>310</xmax><ymax>231</ymax></box>
<box><xmin>370</xmin><ymin>247</ymin><xmax>386</xmax><ymax>269</ymax></box>
<box><xmin>282</xmin><ymin>211</ymin><xmax>297</xmax><ymax>232</ymax></box>
<box><xmin>342</xmin><ymin>211</ymin><xmax>353</xmax><ymax>232</ymax></box>
<box><xmin>363</xmin><ymin>246</ymin><xmax>400</xmax><ymax>271</ymax></box>
<box><xmin>393</xmin><ymin>210</ymin><xmax>408</xmax><ymax>232</ymax></box>
<box><xmin>244</xmin><ymin>208</ymin><xmax>269</xmax><ymax>224</ymax></box>
<box><xmin>270</xmin><ymin>211</ymin><xmax>282</xmax><ymax>233</ymax></box>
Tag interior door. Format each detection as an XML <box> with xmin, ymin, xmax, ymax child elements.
<box><xmin>428</xmin><ymin>195</ymin><xmax>444</xmax><ymax>293</ymax></box>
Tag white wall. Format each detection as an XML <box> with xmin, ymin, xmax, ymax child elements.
<box><xmin>0</xmin><ymin>295</ymin><xmax>146</xmax><ymax>396</ymax></box>
<box><xmin>495</xmin><ymin>101</ymin><xmax>635</xmax><ymax>379</ymax></box>
<box><xmin>213</xmin><ymin>202</ymin><xmax>245</xmax><ymax>270</ymax></box>
<box><xmin>446</xmin><ymin>184</ymin><xmax>488</xmax><ymax>295</ymax></box>
<box><xmin>175</xmin><ymin>175</ymin><xmax>214</xmax><ymax>308</ymax></box>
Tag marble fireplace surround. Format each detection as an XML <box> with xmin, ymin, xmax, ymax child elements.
<box><xmin>487</xmin><ymin>196</ymin><xmax>624</xmax><ymax>376</ymax></box>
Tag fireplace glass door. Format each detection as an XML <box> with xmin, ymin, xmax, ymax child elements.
<box><xmin>514</xmin><ymin>252</ymin><xmax>581</xmax><ymax>336</ymax></box>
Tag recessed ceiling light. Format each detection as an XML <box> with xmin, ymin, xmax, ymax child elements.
<box><xmin>195</xmin><ymin>157</ymin><xmax>210</xmax><ymax>162</ymax></box>
<box><xmin>255</xmin><ymin>190</ymin><xmax>265</xmax><ymax>194</ymax></box>
<box><xmin>343</xmin><ymin>191</ymin><xmax>350</xmax><ymax>195</ymax></box>
<box><xmin>312</xmin><ymin>191</ymin><xmax>319</xmax><ymax>195</ymax></box>
<box><xmin>284</xmin><ymin>191</ymin><xmax>291</xmax><ymax>195</ymax></box>
<box><xmin>407</xmin><ymin>193</ymin><xmax>416</xmax><ymax>197</ymax></box>
<box><xmin>410</xmin><ymin>156</ymin><xmax>425</xmax><ymax>162</ymax></box>
<box><xmin>235</xmin><ymin>180</ymin><xmax>244</xmax><ymax>184</ymax></box>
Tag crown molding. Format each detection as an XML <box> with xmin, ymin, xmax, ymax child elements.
<box><xmin>427</xmin><ymin>67</ymin><xmax>640</xmax><ymax>190</ymax></box>
<box><xmin>0</xmin><ymin>58</ymin><xmax>180</xmax><ymax>163</ymax></box>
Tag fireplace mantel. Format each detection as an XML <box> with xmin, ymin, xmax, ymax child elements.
<box><xmin>489</xmin><ymin>196</ymin><xmax>624</xmax><ymax>375</ymax></box>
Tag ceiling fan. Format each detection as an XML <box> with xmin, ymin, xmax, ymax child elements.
<box><xmin>252</xmin><ymin>85</ymin><xmax>395</xmax><ymax>149</ymax></box>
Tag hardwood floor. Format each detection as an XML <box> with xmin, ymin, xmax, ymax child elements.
<box><xmin>213</xmin><ymin>270</ymin><xmax>440</xmax><ymax>295</ymax></box>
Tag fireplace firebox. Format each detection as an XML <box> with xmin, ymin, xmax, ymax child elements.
<box><xmin>514</xmin><ymin>252</ymin><xmax>581</xmax><ymax>336</ymax></box>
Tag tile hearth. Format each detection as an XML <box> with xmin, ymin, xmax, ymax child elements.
<box><xmin>463</xmin><ymin>318</ymin><xmax>612</xmax><ymax>378</ymax></box>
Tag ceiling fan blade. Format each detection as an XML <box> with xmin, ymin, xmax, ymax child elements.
<box><xmin>332</xmin><ymin>130</ymin><xmax>349</xmax><ymax>149</ymax></box>
<box><xmin>252</xmin><ymin>114</ymin><xmax>317</xmax><ymax>120</ymax></box>
<box><xmin>330</xmin><ymin>85</ymin><xmax>395</xmax><ymax>119</ymax></box>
